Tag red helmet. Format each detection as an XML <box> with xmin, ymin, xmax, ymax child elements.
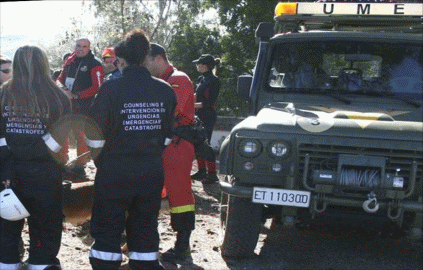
<box><xmin>102</xmin><ymin>48</ymin><xmax>115</xmax><ymax>59</ymax></box>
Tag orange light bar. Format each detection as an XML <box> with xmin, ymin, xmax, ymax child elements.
<box><xmin>275</xmin><ymin>3</ymin><xmax>298</xmax><ymax>16</ymax></box>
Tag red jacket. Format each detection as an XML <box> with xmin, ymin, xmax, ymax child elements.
<box><xmin>161</xmin><ymin>65</ymin><xmax>195</xmax><ymax>128</ymax></box>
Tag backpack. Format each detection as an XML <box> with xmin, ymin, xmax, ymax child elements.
<box><xmin>174</xmin><ymin>116</ymin><xmax>208</xmax><ymax>146</ymax></box>
<box><xmin>174</xmin><ymin>116</ymin><xmax>215</xmax><ymax>160</ymax></box>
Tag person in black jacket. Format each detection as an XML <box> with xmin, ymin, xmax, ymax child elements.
<box><xmin>86</xmin><ymin>29</ymin><xmax>176</xmax><ymax>270</ymax></box>
<box><xmin>191</xmin><ymin>54</ymin><xmax>221</xmax><ymax>184</ymax></box>
<box><xmin>0</xmin><ymin>45</ymin><xmax>72</xmax><ymax>270</ymax></box>
<box><xmin>56</xmin><ymin>38</ymin><xmax>104</xmax><ymax>177</ymax></box>
<box><xmin>0</xmin><ymin>54</ymin><xmax>12</xmax><ymax>250</ymax></box>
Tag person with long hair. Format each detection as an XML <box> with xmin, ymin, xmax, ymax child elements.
<box><xmin>86</xmin><ymin>29</ymin><xmax>176</xmax><ymax>270</ymax></box>
<box><xmin>191</xmin><ymin>54</ymin><xmax>221</xmax><ymax>184</ymax></box>
<box><xmin>0</xmin><ymin>53</ymin><xmax>12</xmax><ymax>255</ymax></box>
<box><xmin>0</xmin><ymin>45</ymin><xmax>71</xmax><ymax>270</ymax></box>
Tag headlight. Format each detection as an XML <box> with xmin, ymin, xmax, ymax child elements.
<box><xmin>269</xmin><ymin>141</ymin><xmax>289</xmax><ymax>158</ymax></box>
<box><xmin>239</xmin><ymin>139</ymin><xmax>262</xmax><ymax>157</ymax></box>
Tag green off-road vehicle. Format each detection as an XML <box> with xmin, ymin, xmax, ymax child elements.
<box><xmin>219</xmin><ymin>1</ymin><xmax>423</xmax><ymax>258</ymax></box>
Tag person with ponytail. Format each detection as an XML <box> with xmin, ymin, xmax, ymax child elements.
<box><xmin>191</xmin><ymin>54</ymin><xmax>221</xmax><ymax>184</ymax></box>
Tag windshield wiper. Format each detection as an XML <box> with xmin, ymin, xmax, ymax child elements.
<box><xmin>387</xmin><ymin>94</ymin><xmax>421</xmax><ymax>108</ymax></box>
<box><xmin>362</xmin><ymin>90</ymin><xmax>422</xmax><ymax>108</ymax></box>
<box><xmin>323</xmin><ymin>91</ymin><xmax>351</xmax><ymax>105</ymax></box>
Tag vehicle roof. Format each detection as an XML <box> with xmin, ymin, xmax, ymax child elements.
<box><xmin>274</xmin><ymin>2</ymin><xmax>423</xmax><ymax>34</ymax></box>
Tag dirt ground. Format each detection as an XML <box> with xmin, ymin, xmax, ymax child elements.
<box><xmin>56</xmin><ymin>179</ymin><xmax>225</xmax><ymax>270</ymax></box>
<box><xmin>18</xmin><ymin>149</ymin><xmax>423</xmax><ymax>270</ymax></box>
<box><xmin>20</xmin><ymin>150</ymin><xmax>230</xmax><ymax>270</ymax></box>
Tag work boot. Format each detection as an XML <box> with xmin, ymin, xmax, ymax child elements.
<box><xmin>190</xmin><ymin>170</ymin><xmax>207</xmax><ymax>180</ymax></box>
<box><xmin>202</xmin><ymin>172</ymin><xmax>219</xmax><ymax>184</ymax></box>
<box><xmin>161</xmin><ymin>230</ymin><xmax>191</xmax><ymax>262</ymax></box>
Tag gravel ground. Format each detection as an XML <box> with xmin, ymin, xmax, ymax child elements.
<box><xmin>20</xmin><ymin>149</ymin><xmax>230</xmax><ymax>270</ymax></box>
<box><xmin>18</xmin><ymin>149</ymin><xmax>422</xmax><ymax>270</ymax></box>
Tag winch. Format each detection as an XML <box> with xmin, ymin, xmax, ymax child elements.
<box><xmin>312</xmin><ymin>154</ymin><xmax>405</xmax><ymax>191</ymax></box>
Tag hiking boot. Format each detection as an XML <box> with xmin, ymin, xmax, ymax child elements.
<box><xmin>191</xmin><ymin>170</ymin><xmax>207</xmax><ymax>180</ymax></box>
<box><xmin>202</xmin><ymin>172</ymin><xmax>219</xmax><ymax>184</ymax></box>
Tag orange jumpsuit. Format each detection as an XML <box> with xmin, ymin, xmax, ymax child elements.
<box><xmin>161</xmin><ymin>65</ymin><xmax>196</xmax><ymax>231</ymax></box>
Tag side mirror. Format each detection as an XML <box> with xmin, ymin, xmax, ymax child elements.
<box><xmin>237</xmin><ymin>75</ymin><xmax>253</xmax><ymax>100</ymax></box>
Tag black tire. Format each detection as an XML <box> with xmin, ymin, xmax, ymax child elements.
<box><xmin>220</xmin><ymin>192</ymin><xmax>263</xmax><ymax>258</ymax></box>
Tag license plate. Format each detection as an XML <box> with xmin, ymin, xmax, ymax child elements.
<box><xmin>252</xmin><ymin>187</ymin><xmax>311</xmax><ymax>207</ymax></box>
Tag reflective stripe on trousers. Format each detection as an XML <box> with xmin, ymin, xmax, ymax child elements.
<box><xmin>0</xmin><ymin>262</ymin><xmax>21</xmax><ymax>270</ymax></box>
<box><xmin>0</xmin><ymin>263</ymin><xmax>52</xmax><ymax>270</ymax></box>
<box><xmin>128</xmin><ymin>251</ymin><xmax>159</xmax><ymax>261</ymax></box>
<box><xmin>89</xmin><ymin>249</ymin><xmax>123</xmax><ymax>261</ymax></box>
<box><xmin>28</xmin><ymin>264</ymin><xmax>58</xmax><ymax>270</ymax></box>
<box><xmin>89</xmin><ymin>249</ymin><xmax>158</xmax><ymax>262</ymax></box>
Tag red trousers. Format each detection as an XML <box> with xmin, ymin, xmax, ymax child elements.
<box><xmin>60</xmin><ymin>128</ymin><xmax>89</xmax><ymax>166</ymax></box>
<box><xmin>161</xmin><ymin>137</ymin><xmax>195</xmax><ymax>231</ymax></box>
<box><xmin>162</xmin><ymin>137</ymin><xmax>195</xmax><ymax>209</ymax></box>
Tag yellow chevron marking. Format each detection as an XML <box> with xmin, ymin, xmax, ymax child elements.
<box><xmin>344</xmin><ymin>112</ymin><xmax>382</xmax><ymax>121</ymax></box>
<box><xmin>354</xmin><ymin>120</ymin><xmax>373</xmax><ymax>129</ymax></box>
<box><xmin>305</xmin><ymin>107</ymin><xmax>409</xmax><ymax>129</ymax></box>
<box><xmin>343</xmin><ymin>112</ymin><xmax>387</xmax><ymax>129</ymax></box>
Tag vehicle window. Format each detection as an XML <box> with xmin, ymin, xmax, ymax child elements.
<box><xmin>268</xmin><ymin>41</ymin><xmax>422</xmax><ymax>95</ymax></box>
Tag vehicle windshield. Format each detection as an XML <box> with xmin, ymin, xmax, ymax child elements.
<box><xmin>268</xmin><ymin>41</ymin><xmax>422</xmax><ymax>99</ymax></box>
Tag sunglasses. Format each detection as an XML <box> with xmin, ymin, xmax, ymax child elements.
<box><xmin>1</xmin><ymin>69</ymin><xmax>11</xmax><ymax>74</ymax></box>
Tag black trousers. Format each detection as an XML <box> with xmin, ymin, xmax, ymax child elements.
<box><xmin>0</xmin><ymin>161</ymin><xmax>63</xmax><ymax>268</ymax></box>
<box><xmin>196</xmin><ymin>108</ymin><xmax>216</xmax><ymax>162</ymax></box>
<box><xmin>196</xmin><ymin>108</ymin><xmax>216</xmax><ymax>143</ymax></box>
<box><xmin>89</xmin><ymin>158</ymin><xmax>164</xmax><ymax>270</ymax></box>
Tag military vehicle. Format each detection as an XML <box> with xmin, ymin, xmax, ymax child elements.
<box><xmin>219</xmin><ymin>1</ymin><xmax>423</xmax><ymax>258</ymax></box>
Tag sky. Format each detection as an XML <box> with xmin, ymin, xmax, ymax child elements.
<box><xmin>1</xmin><ymin>0</ymin><xmax>95</xmax><ymax>59</ymax></box>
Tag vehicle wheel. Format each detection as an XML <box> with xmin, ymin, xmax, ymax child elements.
<box><xmin>220</xmin><ymin>192</ymin><xmax>263</xmax><ymax>258</ymax></box>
